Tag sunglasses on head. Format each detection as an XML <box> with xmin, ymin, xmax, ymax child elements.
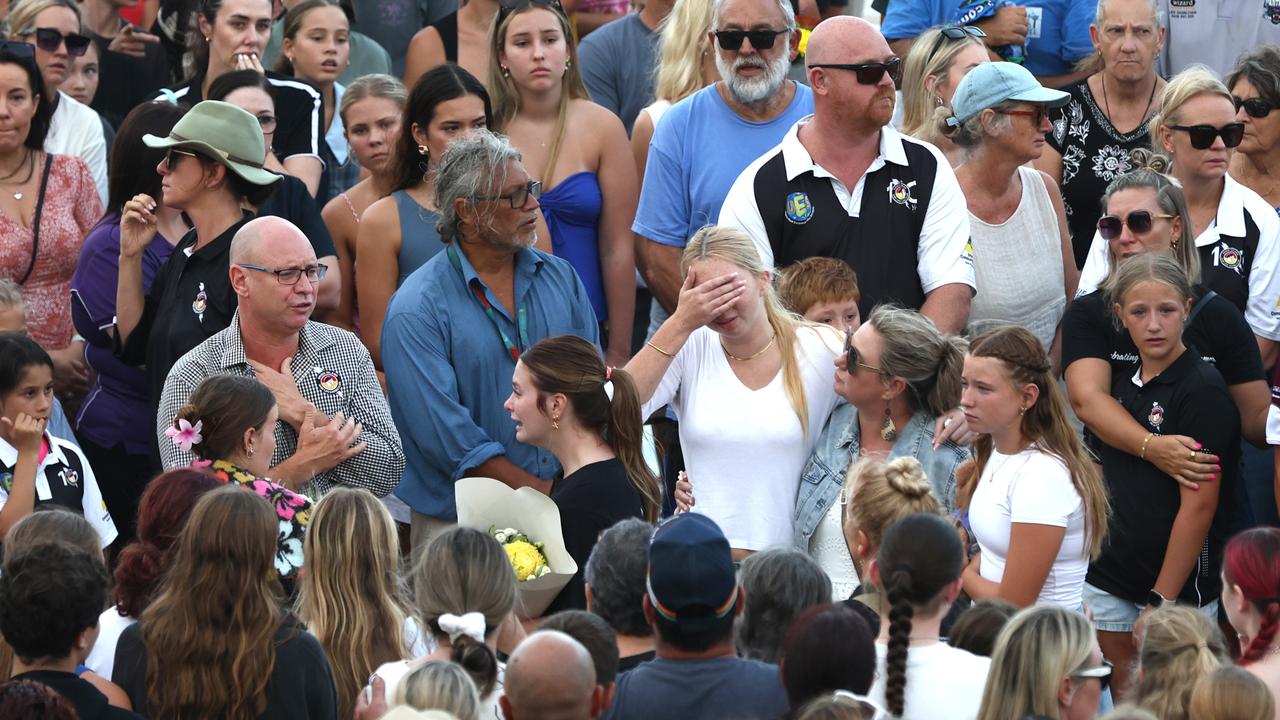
<box><xmin>926</xmin><ymin>24</ymin><xmax>987</xmax><ymax>63</ymax></box>
<box><xmin>19</xmin><ymin>27</ymin><xmax>91</xmax><ymax>57</ymax></box>
<box><xmin>1168</xmin><ymin>122</ymin><xmax>1245</xmax><ymax>149</ymax></box>
<box><xmin>713</xmin><ymin>28</ymin><xmax>791</xmax><ymax>51</ymax></box>
<box><xmin>1234</xmin><ymin>94</ymin><xmax>1278</xmax><ymax>119</ymax></box>
<box><xmin>844</xmin><ymin>329</ymin><xmax>883</xmax><ymax>374</ymax></box>
<box><xmin>809</xmin><ymin>57</ymin><xmax>903</xmax><ymax>85</ymax></box>
<box><xmin>1097</xmin><ymin>209</ymin><xmax>1175</xmax><ymax>239</ymax></box>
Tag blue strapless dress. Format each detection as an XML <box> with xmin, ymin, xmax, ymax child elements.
<box><xmin>540</xmin><ymin>171</ymin><xmax>606</xmax><ymax>322</ymax></box>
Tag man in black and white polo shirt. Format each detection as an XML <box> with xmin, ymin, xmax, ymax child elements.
<box><xmin>720</xmin><ymin>16</ymin><xmax>975</xmax><ymax>333</ymax></box>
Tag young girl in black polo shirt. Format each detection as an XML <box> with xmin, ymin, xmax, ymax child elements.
<box><xmin>1083</xmin><ymin>253</ymin><xmax>1240</xmax><ymax>695</ymax></box>
<box><xmin>0</xmin><ymin>333</ymin><xmax>115</xmax><ymax>546</ymax></box>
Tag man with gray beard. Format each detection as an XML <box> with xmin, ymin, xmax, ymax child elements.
<box><xmin>632</xmin><ymin>0</ymin><xmax>813</xmax><ymax>329</ymax></box>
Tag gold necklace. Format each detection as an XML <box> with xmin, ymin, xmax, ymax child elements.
<box><xmin>721</xmin><ymin>334</ymin><xmax>776</xmax><ymax>361</ymax></box>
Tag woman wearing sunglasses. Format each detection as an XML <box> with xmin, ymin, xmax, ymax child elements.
<box><xmin>976</xmin><ymin>605</ymin><xmax>1109</xmax><ymax>720</ymax></box>
<box><xmin>1077</xmin><ymin>67</ymin><xmax>1280</xmax><ymax>373</ymax></box>
<box><xmin>1036</xmin><ymin>0</ymin><xmax>1166</xmax><ymax>270</ymax></box>
<box><xmin>899</xmin><ymin>24</ymin><xmax>988</xmax><ymax>165</ymax></box>
<box><xmin>487</xmin><ymin>0</ymin><xmax>637</xmax><ymax>368</ymax></box>
<box><xmin>8</xmin><ymin>0</ymin><xmax>108</xmax><ymax>207</ymax></box>
<box><xmin>944</xmin><ymin>61</ymin><xmax>1078</xmax><ymax>361</ymax></box>
<box><xmin>1228</xmin><ymin>48</ymin><xmax>1280</xmax><ymax>212</ymax></box>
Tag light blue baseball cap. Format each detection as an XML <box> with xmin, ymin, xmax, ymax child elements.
<box><xmin>946</xmin><ymin>61</ymin><xmax>1071</xmax><ymax>127</ymax></box>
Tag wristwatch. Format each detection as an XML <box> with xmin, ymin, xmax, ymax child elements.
<box><xmin>1146</xmin><ymin>589</ymin><xmax>1168</xmax><ymax>608</ymax></box>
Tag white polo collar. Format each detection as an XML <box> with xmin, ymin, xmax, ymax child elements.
<box><xmin>779</xmin><ymin>115</ymin><xmax>909</xmax><ymax>183</ymax></box>
<box><xmin>1195</xmin><ymin>173</ymin><xmax>1250</xmax><ymax>248</ymax></box>
<box><xmin>0</xmin><ymin>431</ymin><xmax>66</xmax><ymax>469</ymax></box>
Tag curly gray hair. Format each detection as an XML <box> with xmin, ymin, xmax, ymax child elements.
<box><xmin>433</xmin><ymin>129</ymin><xmax>523</xmax><ymax>244</ymax></box>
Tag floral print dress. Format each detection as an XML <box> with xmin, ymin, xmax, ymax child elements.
<box><xmin>208</xmin><ymin>459</ymin><xmax>313</xmax><ymax>583</ymax></box>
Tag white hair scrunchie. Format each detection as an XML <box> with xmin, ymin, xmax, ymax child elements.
<box><xmin>437</xmin><ymin>612</ymin><xmax>487</xmax><ymax>644</ymax></box>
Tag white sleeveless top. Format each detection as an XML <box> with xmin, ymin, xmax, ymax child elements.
<box><xmin>966</xmin><ymin>166</ymin><xmax>1066</xmax><ymax>351</ymax></box>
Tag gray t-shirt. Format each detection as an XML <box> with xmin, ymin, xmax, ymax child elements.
<box><xmin>603</xmin><ymin>656</ymin><xmax>788</xmax><ymax>720</ymax></box>
<box><xmin>578</xmin><ymin>14</ymin><xmax>658</xmax><ymax>136</ymax></box>
<box><xmin>350</xmin><ymin>0</ymin><xmax>456</xmax><ymax>76</ymax></box>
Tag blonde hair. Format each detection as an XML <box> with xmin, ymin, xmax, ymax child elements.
<box><xmin>1189</xmin><ymin>665</ymin><xmax>1275</xmax><ymax>720</ymax></box>
<box><xmin>487</xmin><ymin>4</ymin><xmax>589</xmax><ymax>184</ymax></box>
<box><xmin>340</xmin><ymin>73</ymin><xmax>408</xmax><ymax>126</ymax></box>
<box><xmin>296</xmin><ymin>488</ymin><xmax>415</xmax><ymax>720</ymax></box>
<box><xmin>1149</xmin><ymin>66</ymin><xmax>1233</xmax><ymax>151</ymax></box>
<box><xmin>844</xmin><ymin>457</ymin><xmax>942</xmax><ymax>552</ymax></box>
<box><xmin>397</xmin><ymin>661</ymin><xmax>482</xmax><ymax>720</ymax></box>
<box><xmin>1133</xmin><ymin>606</ymin><xmax>1229</xmax><ymax>720</ymax></box>
<box><xmin>1099</xmin><ymin>162</ymin><xmax>1200</xmax><ymax>291</ymax></box>
<box><xmin>653</xmin><ymin>0</ymin><xmax>715</xmax><ymax>103</ymax></box>
<box><xmin>900</xmin><ymin>26</ymin><xmax>985</xmax><ymax>142</ymax></box>
<box><xmin>5</xmin><ymin>0</ymin><xmax>79</xmax><ymax>37</ymax></box>
<box><xmin>977</xmin><ymin>606</ymin><xmax>1096</xmax><ymax>720</ymax></box>
<box><xmin>682</xmin><ymin>225</ymin><xmax>838</xmax><ymax>436</ymax></box>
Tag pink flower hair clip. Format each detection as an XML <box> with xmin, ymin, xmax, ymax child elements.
<box><xmin>165</xmin><ymin>418</ymin><xmax>203</xmax><ymax>452</ymax></box>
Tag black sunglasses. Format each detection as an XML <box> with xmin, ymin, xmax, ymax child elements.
<box><xmin>496</xmin><ymin>0</ymin><xmax>566</xmax><ymax>27</ymax></box>
<box><xmin>713</xmin><ymin>28</ymin><xmax>791</xmax><ymax>51</ymax></box>
<box><xmin>809</xmin><ymin>57</ymin><xmax>903</xmax><ymax>85</ymax></box>
<box><xmin>927</xmin><ymin>25</ymin><xmax>987</xmax><ymax>63</ymax></box>
<box><xmin>1168</xmin><ymin>122</ymin><xmax>1245</xmax><ymax>149</ymax></box>
<box><xmin>1234</xmin><ymin>94</ymin><xmax>1279</xmax><ymax>119</ymax></box>
<box><xmin>1097</xmin><ymin>209</ymin><xmax>1175</xmax><ymax>240</ymax></box>
<box><xmin>844</xmin><ymin>329</ymin><xmax>882</xmax><ymax>374</ymax></box>
<box><xmin>19</xmin><ymin>27</ymin><xmax>91</xmax><ymax>57</ymax></box>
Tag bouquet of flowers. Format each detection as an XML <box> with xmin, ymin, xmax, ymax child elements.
<box><xmin>490</xmin><ymin>525</ymin><xmax>553</xmax><ymax>582</ymax></box>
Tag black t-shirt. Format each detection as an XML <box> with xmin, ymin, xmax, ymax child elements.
<box><xmin>432</xmin><ymin>12</ymin><xmax>458</xmax><ymax>62</ymax></box>
<box><xmin>1086</xmin><ymin>349</ymin><xmax>1241</xmax><ymax>606</ymax></box>
<box><xmin>11</xmin><ymin>670</ymin><xmax>142</xmax><ymax>720</ymax></box>
<box><xmin>256</xmin><ymin>173</ymin><xmax>336</xmax><ymax>259</ymax></box>
<box><xmin>90</xmin><ymin>27</ymin><xmax>171</xmax><ymax>128</ymax></box>
<box><xmin>157</xmin><ymin>72</ymin><xmax>325</xmax><ymax>164</ymax></box>
<box><xmin>1047</xmin><ymin>79</ymin><xmax>1156</xmax><ymax>269</ymax></box>
<box><xmin>546</xmin><ymin>458</ymin><xmax>644</xmax><ymax>614</ymax></box>
<box><xmin>114</xmin><ymin>615</ymin><xmax>338</xmax><ymax>720</ymax></box>
<box><xmin>116</xmin><ymin>215</ymin><xmax>251</xmax><ymax>408</ymax></box>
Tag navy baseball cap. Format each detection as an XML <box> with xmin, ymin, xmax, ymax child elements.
<box><xmin>646</xmin><ymin>513</ymin><xmax>739</xmax><ymax>625</ymax></box>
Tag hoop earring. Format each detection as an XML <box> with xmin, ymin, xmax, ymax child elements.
<box><xmin>417</xmin><ymin>144</ymin><xmax>428</xmax><ymax>157</ymax></box>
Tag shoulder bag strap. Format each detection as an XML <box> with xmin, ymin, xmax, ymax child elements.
<box><xmin>20</xmin><ymin>153</ymin><xmax>53</xmax><ymax>286</ymax></box>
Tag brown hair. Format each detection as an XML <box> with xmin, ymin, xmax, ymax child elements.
<box><xmin>140</xmin><ymin>486</ymin><xmax>283</xmax><ymax>719</ymax></box>
<box><xmin>174</xmin><ymin>375</ymin><xmax>276</xmax><ymax>462</ymax></box>
<box><xmin>962</xmin><ymin>327</ymin><xmax>1110</xmax><ymax>559</ymax></box>
<box><xmin>273</xmin><ymin>0</ymin><xmax>345</xmax><ymax>76</ymax></box>
<box><xmin>775</xmin><ymin>257</ymin><xmax>860</xmax><ymax>317</ymax></box>
<box><xmin>519</xmin><ymin>335</ymin><xmax>661</xmax><ymax>522</ymax></box>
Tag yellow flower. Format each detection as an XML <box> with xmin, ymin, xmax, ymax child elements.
<box><xmin>505</xmin><ymin>540</ymin><xmax>548</xmax><ymax>582</ymax></box>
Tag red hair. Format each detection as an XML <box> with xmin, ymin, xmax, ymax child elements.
<box><xmin>1223</xmin><ymin>527</ymin><xmax>1280</xmax><ymax>665</ymax></box>
<box><xmin>113</xmin><ymin>468</ymin><xmax>221</xmax><ymax>618</ymax></box>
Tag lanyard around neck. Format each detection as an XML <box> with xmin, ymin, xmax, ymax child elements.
<box><xmin>447</xmin><ymin>244</ymin><xmax>529</xmax><ymax>363</ymax></box>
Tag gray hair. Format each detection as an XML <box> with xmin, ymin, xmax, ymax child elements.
<box><xmin>433</xmin><ymin>129</ymin><xmax>523</xmax><ymax>245</ymax></box>
<box><xmin>711</xmin><ymin>0</ymin><xmax>795</xmax><ymax>33</ymax></box>
<box><xmin>1095</xmin><ymin>0</ymin><xmax>1163</xmax><ymax>28</ymax></box>
<box><xmin>734</xmin><ymin>548</ymin><xmax>831</xmax><ymax>663</ymax></box>
<box><xmin>0</xmin><ymin>279</ymin><xmax>23</xmax><ymax>310</ymax></box>
<box><xmin>867</xmin><ymin>305</ymin><xmax>967</xmax><ymax>418</ymax></box>
<box><xmin>1227</xmin><ymin>45</ymin><xmax>1280</xmax><ymax>106</ymax></box>
<box><xmin>584</xmin><ymin>518</ymin><xmax>653</xmax><ymax>637</ymax></box>
<box><xmin>943</xmin><ymin>99</ymin><xmax>1015</xmax><ymax>148</ymax></box>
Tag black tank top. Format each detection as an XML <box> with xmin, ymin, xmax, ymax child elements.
<box><xmin>433</xmin><ymin>12</ymin><xmax>458</xmax><ymax>63</ymax></box>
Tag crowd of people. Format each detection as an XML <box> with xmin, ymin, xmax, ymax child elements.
<box><xmin>1</xmin><ymin>0</ymin><xmax>1280</xmax><ymax>717</ymax></box>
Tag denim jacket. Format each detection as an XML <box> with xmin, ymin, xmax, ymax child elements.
<box><xmin>792</xmin><ymin>403</ymin><xmax>970</xmax><ymax>550</ymax></box>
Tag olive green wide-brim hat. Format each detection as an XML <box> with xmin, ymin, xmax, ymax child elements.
<box><xmin>142</xmin><ymin>100</ymin><xmax>281</xmax><ymax>187</ymax></box>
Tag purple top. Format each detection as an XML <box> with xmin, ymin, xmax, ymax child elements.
<box><xmin>70</xmin><ymin>215</ymin><xmax>174</xmax><ymax>454</ymax></box>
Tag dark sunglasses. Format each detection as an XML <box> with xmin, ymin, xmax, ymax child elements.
<box><xmin>1071</xmin><ymin>660</ymin><xmax>1113</xmax><ymax>693</ymax></box>
<box><xmin>19</xmin><ymin>28</ymin><xmax>91</xmax><ymax>57</ymax></box>
<box><xmin>713</xmin><ymin>28</ymin><xmax>791</xmax><ymax>51</ymax></box>
<box><xmin>809</xmin><ymin>57</ymin><xmax>903</xmax><ymax>85</ymax></box>
<box><xmin>497</xmin><ymin>0</ymin><xmax>565</xmax><ymax>27</ymax></box>
<box><xmin>1168</xmin><ymin>122</ymin><xmax>1245</xmax><ymax>149</ymax></box>
<box><xmin>163</xmin><ymin>148</ymin><xmax>200</xmax><ymax>169</ymax></box>
<box><xmin>844</xmin><ymin>329</ymin><xmax>883</xmax><ymax>374</ymax></box>
<box><xmin>1234</xmin><ymin>94</ymin><xmax>1279</xmax><ymax>119</ymax></box>
<box><xmin>1097</xmin><ymin>209</ymin><xmax>1175</xmax><ymax>240</ymax></box>
<box><xmin>927</xmin><ymin>25</ymin><xmax>987</xmax><ymax>63</ymax></box>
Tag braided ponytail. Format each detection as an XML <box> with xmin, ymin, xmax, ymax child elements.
<box><xmin>1224</xmin><ymin>528</ymin><xmax>1280</xmax><ymax>665</ymax></box>
<box><xmin>1241</xmin><ymin>602</ymin><xmax>1280</xmax><ymax>665</ymax></box>
<box><xmin>883</xmin><ymin>568</ymin><xmax>914</xmax><ymax>717</ymax></box>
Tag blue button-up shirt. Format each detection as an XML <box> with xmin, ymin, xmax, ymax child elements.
<box><xmin>382</xmin><ymin>244</ymin><xmax>600</xmax><ymax>520</ymax></box>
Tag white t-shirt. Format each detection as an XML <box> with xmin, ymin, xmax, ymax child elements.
<box><xmin>968</xmin><ymin>447</ymin><xmax>1088</xmax><ymax>608</ymax></box>
<box><xmin>641</xmin><ymin>325</ymin><xmax>843</xmax><ymax>550</ymax></box>
<box><xmin>85</xmin><ymin>607</ymin><xmax>137</xmax><ymax>681</ymax></box>
<box><xmin>45</xmin><ymin>91</ymin><xmax>108</xmax><ymax>207</ymax></box>
<box><xmin>1267</xmin><ymin>404</ymin><xmax>1280</xmax><ymax>446</ymax></box>
<box><xmin>868</xmin><ymin>642</ymin><xmax>991</xmax><ymax>720</ymax></box>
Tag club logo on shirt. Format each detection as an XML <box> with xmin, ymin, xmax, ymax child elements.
<box><xmin>784</xmin><ymin>192</ymin><xmax>814</xmax><ymax>224</ymax></box>
<box><xmin>887</xmin><ymin>179</ymin><xmax>918</xmax><ymax>210</ymax></box>
<box><xmin>1266</xmin><ymin>0</ymin><xmax>1280</xmax><ymax>24</ymax></box>
<box><xmin>1213</xmin><ymin>242</ymin><xmax>1245</xmax><ymax>275</ymax></box>
<box><xmin>1148</xmin><ymin>402</ymin><xmax>1165</xmax><ymax>430</ymax></box>
<box><xmin>317</xmin><ymin>371</ymin><xmax>341</xmax><ymax>393</ymax></box>
<box><xmin>962</xmin><ymin>239</ymin><xmax>975</xmax><ymax>266</ymax></box>
<box><xmin>192</xmin><ymin>282</ymin><xmax>208</xmax><ymax>322</ymax></box>
<box><xmin>59</xmin><ymin>468</ymin><xmax>79</xmax><ymax>488</ymax></box>
<box><xmin>0</xmin><ymin>472</ymin><xmax>12</xmax><ymax>493</ymax></box>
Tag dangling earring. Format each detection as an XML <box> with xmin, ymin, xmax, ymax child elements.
<box><xmin>247</xmin><ymin>444</ymin><xmax>255</xmax><ymax>458</ymax></box>
<box><xmin>552</xmin><ymin>416</ymin><xmax>561</xmax><ymax>430</ymax></box>
<box><xmin>1171</xmin><ymin>237</ymin><xmax>1179</xmax><ymax>252</ymax></box>
<box><xmin>1018</xmin><ymin>406</ymin><xmax>1027</xmax><ymax>418</ymax></box>
<box><xmin>501</xmin><ymin>66</ymin><xmax>511</xmax><ymax>78</ymax></box>
<box><xmin>880</xmin><ymin>406</ymin><xmax>898</xmax><ymax>442</ymax></box>
<box><xmin>565</xmin><ymin>58</ymin><xmax>572</xmax><ymax>70</ymax></box>
<box><xmin>934</xmin><ymin>94</ymin><xmax>944</xmax><ymax>107</ymax></box>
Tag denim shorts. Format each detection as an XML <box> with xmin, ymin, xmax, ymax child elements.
<box><xmin>1083</xmin><ymin>582</ymin><xmax>1219</xmax><ymax>633</ymax></box>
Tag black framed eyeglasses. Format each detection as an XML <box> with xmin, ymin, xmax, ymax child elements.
<box><xmin>238</xmin><ymin>263</ymin><xmax>329</xmax><ymax>285</ymax></box>
<box><xmin>19</xmin><ymin>28</ymin><xmax>91</xmax><ymax>57</ymax></box>
<box><xmin>809</xmin><ymin>57</ymin><xmax>902</xmax><ymax>85</ymax></box>
<box><xmin>471</xmin><ymin>180</ymin><xmax>543</xmax><ymax>209</ymax></box>
<box><xmin>1234</xmin><ymin>94</ymin><xmax>1279</xmax><ymax>119</ymax></box>
<box><xmin>926</xmin><ymin>24</ymin><xmax>986</xmax><ymax>63</ymax></box>
<box><xmin>713</xmin><ymin>28</ymin><xmax>792</xmax><ymax>51</ymax></box>
<box><xmin>497</xmin><ymin>0</ymin><xmax>566</xmax><ymax>27</ymax></box>
<box><xmin>844</xmin><ymin>329</ymin><xmax>883</xmax><ymax>374</ymax></box>
<box><xmin>1071</xmin><ymin>659</ymin><xmax>1113</xmax><ymax>693</ymax></box>
<box><xmin>1168</xmin><ymin>122</ymin><xmax>1245</xmax><ymax>149</ymax></box>
<box><xmin>1098</xmin><ymin>209</ymin><xmax>1175</xmax><ymax>240</ymax></box>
